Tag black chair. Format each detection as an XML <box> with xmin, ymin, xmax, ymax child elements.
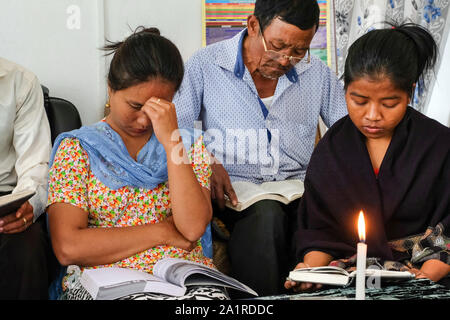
<box><xmin>41</xmin><ymin>85</ymin><xmax>82</xmax><ymax>144</ymax></box>
<box><xmin>41</xmin><ymin>85</ymin><xmax>81</xmax><ymax>299</ymax></box>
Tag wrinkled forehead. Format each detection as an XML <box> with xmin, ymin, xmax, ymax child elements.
<box><xmin>262</xmin><ymin>17</ymin><xmax>316</xmax><ymax>48</ymax></box>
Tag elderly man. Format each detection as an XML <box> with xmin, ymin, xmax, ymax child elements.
<box><xmin>0</xmin><ymin>57</ymin><xmax>52</xmax><ymax>299</ymax></box>
<box><xmin>174</xmin><ymin>0</ymin><xmax>347</xmax><ymax>296</ymax></box>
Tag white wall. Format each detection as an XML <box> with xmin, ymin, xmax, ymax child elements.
<box><xmin>0</xmin><ymin>0</ymin><xmax>449</xmax><ymax>126</ymax></box>
<box><xmin>427</xmin><ymin>30</ymin><xmax>450</xmax><ymax>127</ymax></box>
<box><xmin>104</xmin><ymin>0</ymin><xmax>202</xmax><ymax>62</ymax></box>
<box><xmin>0</xmin><ymin>0</ymin><xmax>202</xmax><ymax>125</ymax></box>
<box><xmin>0</xmin><ymin>0</ymin><xmax>104</xmax><ymax>125</ymax></box>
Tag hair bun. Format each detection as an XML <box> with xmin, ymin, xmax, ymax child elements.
<box><xmin>135</xmin><ymin>26</ymin><xmax>161</xmax><ymax>36</ymax></box>
<box><xmin>103</xmin><ymin>25</ymin><xmax>184</xmax><ymax>93</ymax></box>
<box><xmin>146</xmin><ymin>27</ymin><xmax>161</xmax><ymax>35</ymax></box>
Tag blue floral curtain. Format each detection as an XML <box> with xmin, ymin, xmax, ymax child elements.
<box><xmin>331</xmin><ymin>0</ymin><xmax>450</xmax><ymax>113</ymax></box>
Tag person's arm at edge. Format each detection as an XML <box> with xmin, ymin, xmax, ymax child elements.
<box><xmin>13</xmin><ymin>74</ymin><xmax>51</xmax><ymax>221</ymax></box>
<box><xmin>0</xmin><ymin>74</ymin><xmax>51</xmax><ymax>234</ymax></box>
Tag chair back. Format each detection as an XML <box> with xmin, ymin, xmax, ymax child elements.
<box><xmin>42</xmin><ymin>85</ymin><xmax>82</xmax><ymax>144</ymax></box>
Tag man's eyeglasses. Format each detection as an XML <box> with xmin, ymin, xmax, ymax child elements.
<box><xmin>260</xmin><ymin>33</ymin><xmax>310</xmax><ymax>66</ymax></box>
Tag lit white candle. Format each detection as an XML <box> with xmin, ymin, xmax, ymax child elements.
<box><xmin>356</xmin><ymin>211</ymin><xmax>367</xmax><ymax>300</ymax></box>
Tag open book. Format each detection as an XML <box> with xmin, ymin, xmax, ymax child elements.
<box><xmin>81</xmin><ymin>258</ymin><xmax>258</xmax><ymax>300</ymax></box>
<box><xmin>226</xmin><ymin>179</ymin><xmax>304</xmax><ymax>212</ymax></box>
<box><xmin>287</xmin><ymin>266</ymin><xmax>415</xmax><ymax>287</ymax></box>
<box><xmin>0</xmin><ymin>190</ymin><xmax>35</xmax><ymax>218</ymax></box>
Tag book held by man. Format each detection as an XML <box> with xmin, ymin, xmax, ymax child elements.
<box><xmin>0</xmin><ymin>190</ymin><xmax>35</xmax><ymax>218</ymax></box>
<box><xmin>225</xmin><ymin>179</ymin><xmax>304</xmax><ymax>212</ymax></box>
<box><xmin>287</xmin><ymin>266</ymin><xmax>415</xmax><ymax>287</ymax></box>
<box><xmin>80</xmin><ymin>258</ymin><xmax>258</xmax><ymax>300</ymax></box>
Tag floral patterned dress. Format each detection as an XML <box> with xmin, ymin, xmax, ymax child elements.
<box><xmin>47</xmin><ymin>135</ymin><xmax>215</xmax><ymax>280</ymax></box>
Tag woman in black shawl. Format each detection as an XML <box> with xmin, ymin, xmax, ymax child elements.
<box><xmin>286</xmin><ymin>23</ymin><xmax>449</xmax><ymax>291</ymax></box>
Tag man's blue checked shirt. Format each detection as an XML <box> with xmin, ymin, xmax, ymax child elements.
<box><xmin>174</xmin><ymin>29</ymin><xmax>347</xmax><ymax>183</ymax></box>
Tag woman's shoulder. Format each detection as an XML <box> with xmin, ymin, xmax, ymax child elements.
<box><xmin>53</xmin><ymin>122</ymin><xmax>106</xmax><ymax>152</ymax></box>
<box><xmin>408</xmin><ymin>107</ymin><xmax>450</xmax><ymax>133</ymax></box>
<box><xmin>53</xmin><ymin>136</ymin><xmax>88</xmax><ymax>163</ymax></box>
<box><xmin>307</xmin><ymin>115</ymin><xmax>353</xmax><ymax>170</ymax></box>
<box><xmin>316</xmin><ymin>115</ymin><xmax>353</xmax><ymax>146</ymax></box>
<box><xmin>407</xmin><ymin>107</ymin><xmax>450</xmax><ymax>146</ymax></box>
<box><xmin>56</xmin><ymin>136</ymin><xmax>84</xmax><ymax>152</ymax></box>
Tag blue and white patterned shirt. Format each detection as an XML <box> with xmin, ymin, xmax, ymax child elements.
<box><xmin>174</xmin><ymin>29</ymin><xmax>347</xmax><ymax>183</ymax></box>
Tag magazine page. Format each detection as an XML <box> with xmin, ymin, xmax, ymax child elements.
<box><xmin>153</xmin><ymin>258</ymin><xmax>258</xmax><ymax>296</ymax></box>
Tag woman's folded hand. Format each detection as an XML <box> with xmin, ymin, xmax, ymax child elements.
<box><xmin>162</xmin><ymin>216</ymin><xmax>198</xmax><ymax>252</ymax></box>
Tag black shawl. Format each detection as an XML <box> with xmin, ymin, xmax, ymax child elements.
<box><xmin>296</xmin><ymin>107</ymin><xmax>450</xmax><ymax>262</ymax></box>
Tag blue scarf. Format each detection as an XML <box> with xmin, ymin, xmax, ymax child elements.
<box><xmin>50</xmin><ymin>121</ymin><xmax>173</xmax><ymax>190</ymax></box>
<box><xmin>50</xmin><ymin>121</ymin><xmax>212</xmax><ymax>258</ymax></box>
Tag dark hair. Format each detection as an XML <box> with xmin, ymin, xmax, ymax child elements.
<box><xmin>102</xmin><ymin>27</ymin><xmax>184</xmax><ymax>92</ymax></box>
<box><xmin>343</xmin><ymin>22</ymin><xmax>438</xmax><ymax>97</ymax></box>
<box><xmin>254</xmin><ymin>0</ymin><xmax>320</xmax><ymax>32</ymax></box>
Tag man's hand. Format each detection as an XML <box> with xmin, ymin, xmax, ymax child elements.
<box><xmin>210</xmin><ymin>161</ymin><xmax>238</xmax><ymax>211</ymax></box>
<box><xmin>0</xmin><ymin>201</ymin><xmax>34</xmax><ymax>234</ymax></box>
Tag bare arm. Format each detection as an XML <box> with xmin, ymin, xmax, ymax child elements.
<box><xmin>417</xmin><ymin>259</ymin><xmax>450</xmax><ymax>282</ymax></box>
<box><xmin>142</xmin><ymin>97</ymin><xmax>212</xmax><ymax>242</ymax></box>
<box><xmin>303</xmin><ymin>250</ymin><xmax>334</xmax><ymax>267</ymax></box>
<box><xmin>166</xmin><ymin>142</ymin><xmax>212</xmax><ymax>241</ymax></box>
<box><xmin>48</xmin><ymin>203</ymin><xmax>195</xmax><ymax>267</ymax></box>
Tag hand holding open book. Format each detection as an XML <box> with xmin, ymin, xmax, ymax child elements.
<box><xmin>287</xmin><ymin>266</ymin><xmax>415</xmax><ymax>287</ymax></box>
<box><xmin>0</xmin><ymin>190</ymin><xmax>35</xmax><ymax>218</ymax></box>
<box><xmin>225</xmin><ymin>179</ymin><xmax>304</xmax><ymax>212</ymax></box>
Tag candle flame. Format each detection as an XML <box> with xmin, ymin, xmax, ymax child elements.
<box><xmin>358</xmin><ymin>211</ymin><xmax>366</xmax><ymax>242</ymax></box>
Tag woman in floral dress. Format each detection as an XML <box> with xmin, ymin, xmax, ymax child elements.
<box><xmin>46</xmin><ymin>27</ymin><xmax>227</xmax><ymax>300</ymax></box>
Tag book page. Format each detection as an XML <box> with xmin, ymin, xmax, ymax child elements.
<box><xmin>226</xmin><ymin>179</ymin><xmax>304</xmax><ymax>211</ymax></box>
<box><xmin>290</xmin><ymin>266</ymin><xmax>349</xmax><ymax>277</ymax></box>
<box><xmin>0</xmin><ymin>189</ymin><xmax>35</xmax><ymax>218</ymax></box>
<box><xmin>0</xmin><ymin>189</ymin><xmax>35</xmax><ymax>206</ymax></box>
<box><xmin>348</xmin><ymin>269</ymin><xmax>415</xmax><ymax>279</ymax></box>
<box><xmin>259</xmin><ymin>179</ymin><xmax>304</xmax><ymax>201</ymax></box>
<box><xmin>288</xmin><ymin>266</ymin><xmax>351</xmax><ymax>286</ymax></box>
<box><xmin>230</xmin><ymin>181</ymin><xmax>270</xmax><ymax>205</ymax></box>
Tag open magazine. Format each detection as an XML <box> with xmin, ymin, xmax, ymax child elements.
<box><xmin>81</xmin><ymin>258</ymin><xmax>258</xmax><ymax>300</ymax></box>
<box><xmin>226</xmin><ymin>179</ymin><xmax>304</xmax><ymax>212</ymax></box>
<box><xmin>287</xmin><ymin>266</ymin><xmax>415</xmax><ymax>287</ymax></box>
